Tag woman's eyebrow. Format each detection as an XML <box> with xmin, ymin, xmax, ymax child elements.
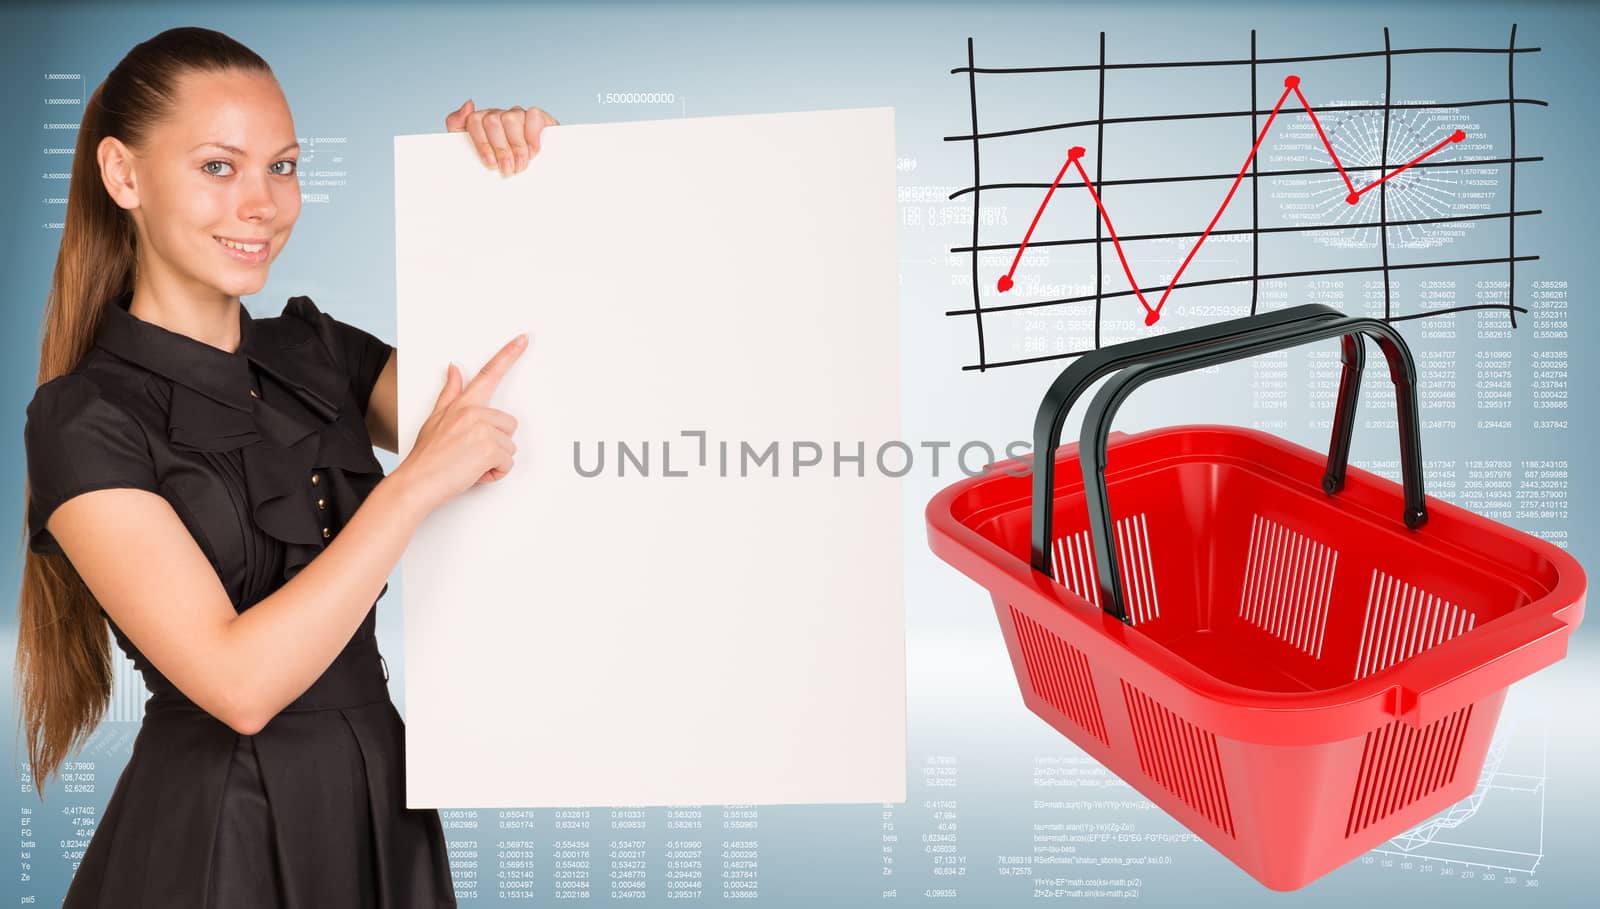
<box><xmin>189</xmin><ymin>141</ymin><xmax>301</xmax><ymax>156</ymax></box>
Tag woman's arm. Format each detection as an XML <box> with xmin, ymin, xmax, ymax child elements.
<box><xmin>47</xmin><ymin>333</ymin><xmax>527</xmax><ymax>735</ymax></box>
<box><xmin>365</xmin><ymin>348</ymin><xmax>399</xmax><ymax>453</ymax></box>
<box><xmin>49</xmin><ymin>472</ymin><xmax>427</xmax><ymax>735</ymax></box>
<box><xmin>349</xmin><ymin>99</ymin><xmax>555</xmax><ymax>451</ymax></box>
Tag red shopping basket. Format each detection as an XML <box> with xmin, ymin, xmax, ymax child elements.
<box><xmin>925</xmin><ymin>304</ymin><xmax>1586</xmax><ymax>891</ymax></box>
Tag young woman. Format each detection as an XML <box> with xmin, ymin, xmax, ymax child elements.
<box><xmin>14</xmin><ymin>26</ymin><xmax>557</xmax><ymax>908</ymax></box>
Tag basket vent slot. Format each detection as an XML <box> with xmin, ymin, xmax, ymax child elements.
<box><xmin>1050</xmin><ymin>512</ymin><xmax>1160</xmax><ymax>625</ymax></box>
<box><xmin>1346</xmin><ymin>705</ymin><xmax>1473</xmax><ymax>837</ymax></box>
<box><xmin>1010</xmin><ymin>606</ymin><xmax>1108</xmax><ymax>745</ymax></box>
<box><xmin>1237</xmin><ymin>514</ymin><xmax>1338</xmax><ymax>658</ymax></box>
<box><xmin>1114</xmin><ymin>514</ymin><xmax>1161</xmax><ymax>625</ymax></box>
<box><xmin>1120</xmin><ymin>682</ymin><xmax>1235</xmax><ymax>838</ymax></box>
<box><xmin>1051</xmin><ymin>528</ymin><xmax>1101</xmax><ymax>610</ymax></box>
<box><xmin>1354</xmin><ymin>570</ymin><xmax>1476</xmax><ymax>680</ymax></box>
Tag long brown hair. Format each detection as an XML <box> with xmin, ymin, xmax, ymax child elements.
<box><xmin>14</xmin><ymin>27</ymin><xmax>273</xmax><ymax>799</ymax></box>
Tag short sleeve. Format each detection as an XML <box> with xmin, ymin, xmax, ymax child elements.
<box><xmin>24</xmin><ymin>374</ymin><xmax>161</xmax><ymax>556</ymax></box>
<box><xmin>284</xmin><ymin>296</ymin><xmax>394</xmax><ymax>417</ymax></box>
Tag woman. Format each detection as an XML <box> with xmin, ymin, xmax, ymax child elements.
<box><xmin>14</xmin><ymin>26</ymin><xmax>557</xmax><ymax>908</ymax></box>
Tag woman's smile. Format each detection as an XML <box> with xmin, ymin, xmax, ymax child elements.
<box><xmin>214</xmin><ymin>233</ymin><xmax>270</xmax><ymax>264</ymax></box>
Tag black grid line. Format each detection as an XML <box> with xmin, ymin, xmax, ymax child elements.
<box><xmin>1249</xmin><ymin>29</ymin><xmax>1260</xmax><ymax>317</ymax></box>
<box><xmin>947</xmin><ymin>29</ymin><xmax>1543</xmax><ymax>372</ymax></box>
<box><xmin>1508</xmin><ymin>24</ymin><xmax>1520</xmax><ymax>329</ymax></box>
<box><xmin>952</xmin><ymin>44</ymin><xmax>1542</xmax><ymax>75</ymax></box>
<box><xmin>1380</xmin><ymin>27</ymin><xmax>1393</xmax><ymax>321</ymax></box>
<box><xmin>965</xmin><ymin>37</ymin><xmax>987</xmax><ymax>369</ymax></box>
<box><xmin>943</xmin><ymin>98</ymin><xmax>1548</xmax><ymax>143</ymax></box>
<box><xmin>951</xmin><ymin>209</ymin><xmax>1543</xmax><ymax>254</ymax></box>
<box><xmin>963</xmin><ymin>302</ymin><xmax>1529</xmax><ymax>372</ymax></box>
<box><xmin>1095</xmin><ymin>31</ymin><xmax>1107</xmax><ymax>349</ymax></box>
<box><xmin>946</xmin><ymin>257</ymin><xmax>1538</xmax><ymax>319</ymax></box>
<box><xmin>947</xmin><ymin>155</ymin><xmax>1545</xmax><ymax>198</ymax></box>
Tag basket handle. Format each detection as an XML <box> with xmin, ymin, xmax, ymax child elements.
<box><xmin>1029</xmin><ymin>304</ymin><xmax>1355</xmax><ymax>579</ymax></box>
<box><xmin>1078</xmin><ymin>315</ymin><xmax>1427</xmax><ymax>622</ymax></box>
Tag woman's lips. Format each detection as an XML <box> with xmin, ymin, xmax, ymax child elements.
<box><xmin>214</xmin><ymin>235</ymin><xmax>269</xmax><ymax>264</ymax></box>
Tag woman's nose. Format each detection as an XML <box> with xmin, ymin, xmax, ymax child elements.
<box><xmin>237</xmin><ymin>174</ymin><xmax>278</xmax><ymax>222</ymax></box>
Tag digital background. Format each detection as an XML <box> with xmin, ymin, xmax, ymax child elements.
<box><xmin>1</xmin><ymin>1</ymin><xmax>1594</xmax><ymax>906</ymax></box>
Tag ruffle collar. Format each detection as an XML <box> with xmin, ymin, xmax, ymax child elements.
<box><xmin>94</xmin><ymin>290</ymin><xmax>383</xmax><ymax>582</ymax></box>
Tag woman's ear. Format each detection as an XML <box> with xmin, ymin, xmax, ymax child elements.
<box><xmin>97</xmin><ymin>134</ymin><xmax>142</xmax><ymax>211</ymax></box>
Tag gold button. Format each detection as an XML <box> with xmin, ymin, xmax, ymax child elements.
<box><xmin>317</xmin><ymin>497</ymin><xmax>326</xmax><ymax>510</ymax></box>
<box><xmin>310</xmin><ymin>472</ymin><xmax>321</xmax><ymax>486</ymax></box>
<box><xmin>322</xmin><ymin>527</ymin><xmax>331</xmax><ymax>540</ymax></box>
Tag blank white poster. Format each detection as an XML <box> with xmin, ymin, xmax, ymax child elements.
<box><xmin>392</xmin><ymin>107</ymin><xmax>903</xmax><ymax>808</ymax></box>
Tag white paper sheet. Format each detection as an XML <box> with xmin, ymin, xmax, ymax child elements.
<box><xmin>393</xmin><ymin>106</ymin><xmax>904</xmax><ymax>808</ymax></box>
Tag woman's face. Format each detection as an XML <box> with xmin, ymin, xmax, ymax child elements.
<box><xmin>108</xmin><ymin>68</ymin><xmax>301</xmax><ymax>299</ymax></box>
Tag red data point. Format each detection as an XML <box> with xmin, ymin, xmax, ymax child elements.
<box><xmin>1346</xmin><ymin>191</ymin><xmax>1361</xmax><ymax>205</ymax></box>
<box><xmin>1067</xmin><ymin>146</ymin><xmax>1086</xmax><ymax>161</ymax></box>
<box><xmin>1144</xmin><ymin>310</ymin><xmax>1161</xmax><ymax>326</ymax></box>
<box><xmin>1284</xmin><ymin>75</ymin><xmax>1300</xmax><ymax>89</ymax></box>
<box><xmin>1450</xmin><ymin>129</ymin><xmax>1466</xmax><ymax>142</ymax></box>
<box><xmin>997</xmin><ymin>274</ymin><xmax>1014</xmax><ymax>293</ymax></box>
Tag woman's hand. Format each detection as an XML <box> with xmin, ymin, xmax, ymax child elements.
<box><xmin>445</xmin><ymin>100</ymin><xmax>560</xmax><ymax>175</ymax></box>
<box><xmin>391</xmin><ymin>334</ymin><xmax>528</xmax><ymax>515</ymax></box>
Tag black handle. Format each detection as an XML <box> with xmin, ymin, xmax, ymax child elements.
<box><xmin>1078</xmin><ymin>315</ymin><xmax>1427</xmax><ymax>623</ymax></box>
<box><xmin>1029</xmin><ymin>304</ymin><xmax>1356</xmax><ymax>577</ymax></box>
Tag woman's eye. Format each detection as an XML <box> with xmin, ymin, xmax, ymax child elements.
<box><xmin>202</xmin><ymin>160</ymin><xmax>297</xmax><ymax>177</ymax></box>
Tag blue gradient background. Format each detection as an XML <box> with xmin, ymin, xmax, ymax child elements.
<box><xmin>2</xmin><ymin>1</ymin><xmax>1595</xmax><ymax>906</ymax></box>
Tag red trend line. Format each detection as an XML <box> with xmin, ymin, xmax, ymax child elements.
<box><xmin>1147</xmin><ymin>78</ymin><xmax>1297</xmax><ymax>320</ymax></box>
<box><xmin>1349</xmin><ymin>130</ymin><xmax>1464</xmax><ymax>201</ymax></box>
<box><xmin>997</xmin><ymin>74</ymin><xmax>1469</xmax><ymax>325</ymax></box>
<box><xmin>1068</xmin><ymin>151</ymin><xmax>1150</xmax><ymax>315</ymax></box>
<box><xmin>1289</xmin><ymin>82</ymin><xmax>1358</xmax><ymax>199</ymax></box>
<box><xmin>996</xmin><ymin>148</ymin><xmax>1084</xmax><ymax>295</ymax></box>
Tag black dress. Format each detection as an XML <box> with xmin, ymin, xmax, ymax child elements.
<box><xmin>23</xmin><ymin>290</ymin><xmax>456</xmax><ymax>908</ymax></box>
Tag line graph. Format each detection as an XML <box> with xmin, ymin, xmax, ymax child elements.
<box><xmin>995</xmin><ymin>75</ymin><xmax>1467</xmax><ymax>326</ymax></box>
<box><xmin>947</xmin><ymin>26</ymin><xmax>1544</xmax><ymax>371</ymax></box>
